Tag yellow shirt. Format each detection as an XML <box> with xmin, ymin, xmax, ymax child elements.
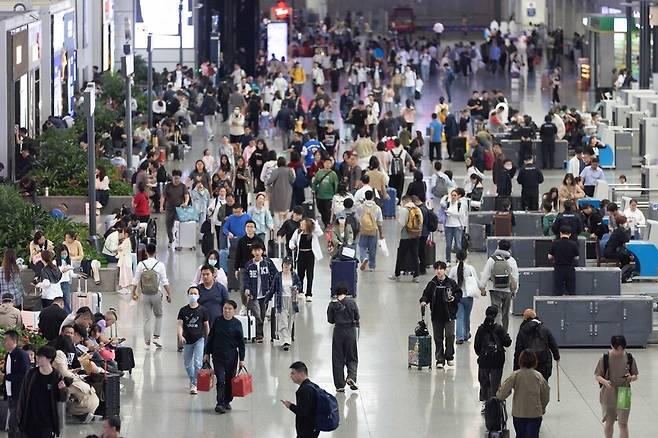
<box><xmin>64</xmin><ymin>240</ymin><xmax>85</xmax><ymax>262</ymax></box>
<box><xmin>291</xmin><ymin>67</ymin><xmax>306</xmax><ymax>85</ymax></box>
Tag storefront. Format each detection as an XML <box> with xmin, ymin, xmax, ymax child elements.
<box><xmin>51</xmin><ymin>9</ymin><xmax>76</xmax><ymax>117</ymax></box>
<box><xmin>0</xmin><ymin>11</ymin><xmax>41</xmax><ymax>180</ymax></box>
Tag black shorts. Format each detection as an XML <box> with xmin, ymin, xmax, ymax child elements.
<box><xmin>229</xmin><ymin>134</ymin><xmax>243</xmax><ymax>144</ymax></box>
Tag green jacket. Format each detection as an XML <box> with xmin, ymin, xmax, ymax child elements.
<box><xmin>312</xmin><ymin>169</ymin><xmax>338</xmax><ymax>200</ymax></box>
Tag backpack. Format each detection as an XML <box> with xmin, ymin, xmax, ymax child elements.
<box><xmin>405</xmin><ymin>207</ymin><xmax>423</xmax><ymax>238</ymax></box>
<box><xmin>391</xmin><ymin>150</ymin><xmax>404</xmax><ymax>175</ymax></box>
<box><xmin>139</xmin><ymin>262</ymin><xmax>160</xmax><ymax>295</ymax></box>
<box><xmin>146</xmin><ymin>218</ymin><xmax>157</xmax><ymax>239</ymax></box>
<box><xmin>426</xmin><ymin>209</ymin><xmax>439</xmax><ymax>232</ymax></box>
<box><xmin>431</xmin><ymin>175</ymin><xmax>448</xmax><ymax>199</ymax></box>
<box><xmin>600</xmin><ymin>352</ymin><xmax>634</xmax><ymax>388</ymax></box>
<box><xmin>345</xmin><ymin>211</ymin><xmax>360</xmax><ymax>237</ymax></box>
<box><xmin>359</xmin><ymin>205</ymin><xmax>379</xmax><ymax>235</ymax></box>
<box><xmin>526</xmin><ymin>325</ymin><xmax>548</xmax><ymax>361</ymax></box>
<box><xmin>484</xmin><ymin>398</ymin><xmax>508</xmax><ymax>433</ymax></box>
<box><xmin>313</xmin><ymin>384</ymin><xmax>340</xmax><ymax>432</ymax></box>
<box><xmin>490</xmin><ymin>254</ymin><xmax>511</xmax><ymax>288</ymax></box>
<box><xmin>480</xmin><ymin>328</ymin><xmax>501</xmax><ymax>361</ymax></box>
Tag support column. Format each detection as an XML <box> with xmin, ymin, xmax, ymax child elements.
<box><xmin>653</xmin><ymin>25</ymin><xmax>658</xmax><ymax>73</ymax></box>
<box><xmin>627</xmin><ymin>5</ymin><xmax>633</xmax><ymax>71</ymax></box>
<box><xmin>640</xmin><ymin>0</ymin><xmax>651</xmax><ymax>88</ymax></box>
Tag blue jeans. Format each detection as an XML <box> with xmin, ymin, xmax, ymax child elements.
<box><xmin>513</xmin><ymin>416</ymin><xmax>542</xmax><ymax>438</ymax></box>
<box><xmin>60</xmin><ymin>281</ymin><xmax>71</xmax><ymax>314</ymax></box>
<box><xmin>359</xmin><ymin>235</ymin><xmax>378</xmax><ymax>269</ymax></box>
<box><xmin>444</xmin><ymin>226</ymin><xmax>463</xmax><ymax>263</ymax></box>
<box><xmin>456</xmin><ymin>296</ymin><xmax>474</xmax><ymax>341</ymax></box>
<box><xmin>184</xmin><ymin>338</ymin><xmax>205</xmax><ymax>386</ymax></box>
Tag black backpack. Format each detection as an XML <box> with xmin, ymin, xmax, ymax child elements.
<box><xmin>526</xmin><ymin>326</ymin><xmax>548</xmax><ymax>362</ymax></box>
<box><xmin>484</xmin><ymin>398</ymin><xmax>508</xmax><ymax>432</ymax></box>
<box><xmin>426</xmin><ymin>209</ymin><xmax>439</xmax><ymax>233</ymax></box>
<box><xmin>600</xmin><ymin>352</ymin><xmax>634</xmax><ymax>388</ymax></box>
<box><xmin>480</xmin><ymin>328</ymin><xmax>501</xmax><ymax>361</ymax></box>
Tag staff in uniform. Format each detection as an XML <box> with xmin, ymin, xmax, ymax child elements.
<box><xmin>548</xmin><ymin>226</ymin><xmax>580</xmax><ymax>295</ymax></box>
<box><xmin>327</xmin><ymin>284</ymin><xmax>360</xmax><ymax>392</ymax></box>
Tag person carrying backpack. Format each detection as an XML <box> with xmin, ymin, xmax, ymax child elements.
<box><xmin>388</xmin><ymin>138</ymin><xmax>414</xmax><ymax>204</ymax></box>
<box><xmin>474</xmin><ymin>306</ymin><xmax>512</xmax><ymax>413</ymax></box>
<box><xmin>131</xmin><ymin>243</ymin><xmax>172</xmax><ymax>349</ymax></box>
<box><xmin>594</xmin><ymin>335</ymin><xmax>639</xmax><ymax>438</ymax></box>
<box><xmin>478</xmin><ymin>239</ymin><xmax>519</xmax><ymax>331</ymax></box>
<box><xmin>389</xmin><ymin>196</ymin><xmax>423</xmax><ymax>282</ymax></box>
<box><xmin>357</xmin><ymin>190</ymin><xmax>383</xmax><ymax>271</ymax></box>
<box><xmin>282</xmin><ymin>361</ymin><xmax>339</xmax><ymax>438</ymax></box>
<box><xmin>513</xmin><ymin>309</ymin><xmax>560</xmax><ymax>382</ymax></box>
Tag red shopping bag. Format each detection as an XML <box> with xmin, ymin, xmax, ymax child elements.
<box><xmin>197</xmin><ymin>362</ymin><xmax>215</xmax><ymax>392</ymax></box>
<box><xmin>231</xmin><ymin>367</ymin><xmax>253</xmax><ymax>397</ymax></box>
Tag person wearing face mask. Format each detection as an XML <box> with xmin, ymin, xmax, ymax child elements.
<box><xmin>191</xmin><ymin>250</ymin><xmax>228</xmax><ymax>289</ymax></box>
<box><xmin>177</xmin><ymin>287</ymin><xmax>210</xmax><ymax>394</ymax></box>
<box><xmin>496</xmin><ymin>159</ymin><xmax>516</xmax><ymax>197</ymax></box>
<box><xmin>54</xmin><ymin>244</ymin><xmax>76</xmax><ymax>313</ymax></box>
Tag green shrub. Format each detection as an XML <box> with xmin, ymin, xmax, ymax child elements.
<box><xmin>0</xmin><ymin>185</ymin><xmax>104</xmax><ymax>262</ymax></box>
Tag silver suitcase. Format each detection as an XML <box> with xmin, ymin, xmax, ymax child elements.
<box><xmin>175</xmin><ymin>221</ymin><xmax>197</xmax><ymax>250</ymax></box>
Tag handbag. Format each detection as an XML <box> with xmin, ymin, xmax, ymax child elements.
<box><xmin>176</xmin><ymin>205</ymin><xmax>199</xmax><ymax>222</ymax></box>
<box><xmin>231</xmin><ymin>366</ymin><xmax>253</xmax><ymax>397</ymax></box>
<box><xmin>197</xmin><ymin>361</ymin><xmax>215</xmax><ymax>392</ymax></box>
<box><xmin>461</xmin><ymin>229</ymin><xmax>471</xmax><ymax>252</ymax></box>
<box><xmin>617</xmin><ymin>386</ymin><xmax>631</xmax><ymax>410</ymax></box>
<box><xmin>464</xmin><ymin>274</ymin><xmax>480</xmax><ymax>298</ymax></box>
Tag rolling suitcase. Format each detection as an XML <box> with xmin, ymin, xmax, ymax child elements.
<box><xmin>95</xmin><ymin>373</ymin><xmax>121</xmax><ymax>418</ymax></box>
<box><xmin>408</xmin><ymin>335</ymin><xmax>432</xmax><ymax>369</ymax></box>
<box><xmin>72</xmin><ymin>278</ymin><xmax>102</xmax><ymax>314</ymax></box>
<box><xmin>330</xmin><ymin>259</ymin><xmax>358</xmax><ymax>297</ymax></box>
<box><xmin>493</xmin><ymin>213</ymin><xmax>513</xmax><ymax>236</ymax></box>
<box><xmin>270</xmin><ymin>307</ymin><xmax>278</xmax><ymax>343</ymax></box>
<box><xmin>449</xmin><ymin>137</ymin><xmax>466</xmax><ymax>161</ymax></box>
<box><xmin>301</xmin><ymin>201</ymin><xmax>315</xmax><ymax>219</ymax></box>
<box><xmin>175</xmin><ymin>221</ymin><xmax>197</xmax><ymax>250</ymax></box>
<box><xmin>236</xmin><ymin>309</ymin><xmax>256</xmax><ymax>342</ymax></box>
<box><xmin>115</xmin><ymin>346</ymin><xmax>135</xmax><ymax>374</ymax></box>
<box><xmin>383</xmin><ymin>187</ymin><xmax>397</xmax><ymax>218</ymax></box>
<box><xmin>484</xmin><ymin>398</ymin><xmax>509</xmax><ymax>438</ymax></box>
<box><xmin>424</xmin><ymin>236</ymin><xmax>436</xmax><ymax>268</ymax></box>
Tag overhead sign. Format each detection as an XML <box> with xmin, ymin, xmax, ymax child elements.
<box><xmin>271</xmin><ymin>1</ymin><xmax>292</xmax><ymax>21</ymax></box>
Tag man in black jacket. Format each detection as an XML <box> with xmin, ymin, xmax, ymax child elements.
<box><xmin>516</xmin><ymin>156</ymin><xmax>544</xmax><ymax>211</ymax></box>
<box><xmin>277</xmin><ymin>206</ymin><xmax>303</xmax><ymax>257</ymax></box>
<box><xmin>3</xmin><ymin>329</ymin><xmax>31</xmax><ymax>438</ymax></box>
<box><xmin>235</xmin><ymin>220</ymin><xmax>264</xmax><ymax>310</ymax></box>
<box><xmin>539</xmin><ymin>114</ymin><xmax>558</xmax><ymax>169</ymax></box>
<box><xmin>327</xmin><ymin>284</ymin><xmax>360</xmax><ymax>392</ymax></box>
<box><xmin>282</xmin><ymin>361</ymin><xmax>319</xmax><ymax>438</ymax></box>
<box><xmin>474</xmin><ymin>306</ymin><xmax>512</xmax><ymax>413</ymax></box>
<box><xmin>420</xmin><ymin>261</ymin><xmax>462</xmax><ymax>369</ymax></box>
<box><xmin>204</xmin><ymin>300</ymin><xmax>246</xmax><ymax>414</ymax></box>
<box><xmin>38</xmin><ymin>297</ymin><xmax>68</xmax><ymax>341</ymax></box>
<box><xmin>551</xmin><ymin>200</ymin><xmax>584</xmax><ymax>240</ymax></box>
<box><xmin>581</xmin><ymin>203</ymin><xmax>607</xmax><ymax>240</ymax></box>
<box><xmin>514</xmin><ymin>309</ymin><xmax>560</xmax><ymax>381</ymax></box>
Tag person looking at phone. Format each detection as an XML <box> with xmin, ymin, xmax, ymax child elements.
<box><xmin>419</xmin><ymin>261</ymin><xmax>462</xmax><ymax>369</ymax></box>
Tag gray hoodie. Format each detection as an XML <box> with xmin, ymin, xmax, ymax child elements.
<box><xmin>479</xmin><ymin>249</ymin><xmax>519</xmax><ymax>293</ymax></box>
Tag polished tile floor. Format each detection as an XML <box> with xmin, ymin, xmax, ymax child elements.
<box><xmin>63</xmin><ymin>64</ymin><xmax>658</xmax><ymax>437</ymax></box>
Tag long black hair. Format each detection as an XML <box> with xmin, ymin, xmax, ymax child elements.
<box><xmin>455</xmin><ymin>251</ymin><xmax>467</xmax><ymax>287</ymax></box>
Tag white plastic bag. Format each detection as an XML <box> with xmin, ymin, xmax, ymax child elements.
<box><xmin>378</xmin><ymin>239</ymin><xmax>389</xmax><ymax>257</ymax></box>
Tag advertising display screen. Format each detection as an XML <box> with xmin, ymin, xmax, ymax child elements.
<box><xmin>267</xmin><ymin>22</ymin><xmax>288</xmax><ymax>61</ymax></box>
<box><xmin>135</xmin><ymin>0</ymin><xmax>194</xmax><ymax>49</ymax></box>
<box><xmin>52</xmin><ymin>10</ymin><xmax>76</xmax><ymax>117</ymax></box>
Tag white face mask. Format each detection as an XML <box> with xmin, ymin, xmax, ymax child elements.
<box><xmin>208</xmin><ymin>259</ymin><xmax>217</xmax><ymax>267</ymax></box>
<box><xmin>504</xmin><ymin>164</ymin><xmax>513</xmax><ymax>171</ymax></box>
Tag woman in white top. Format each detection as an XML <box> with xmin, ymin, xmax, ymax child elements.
<box><xmin>289</xmin><ymin>219</ymin><xmax>324</xmax><ymax>302</ymax></box>
<box><xmin>95</xmin><ymin>166</ymin><xmax>111</xmax><ymax>207</ymax></box>
<box><xmin>55</xmin><ymin>244</ymin><xmax>77</xmax><ymax>313</ymax></box>
<box><xmin>207</xmin><ymin>186</ymin><xmax>227</xmax><ymax>249</ymax></box>
<box><xmin>35</xmin><ymin>251</ymin><xmax>63</xmax><ymax>308</ymax></box>
<box><xmin>463</xmin><ymin>157</ymin><xmax>485</xmax><ymax>194</ymax></box>
<box><xmin>382</xmin><ymin>84</ymin><xmax>395</xmax><ymax>115</ymax></box>
<box><xmin>266</xmin><ymin>257</ymin><xmax>302</xmax><ymax>350</ymax></box>
<box><xmin>623</xmin><ymin>198</ymin><xmax>646</xmax><ymax>239</ymax></box>
<box><xmin>116</xmin><ymin>229</ymin><xmax>133</xmax><ymax>293</ymax></box>
<box><xmin>190</xmin><ymin>250</ymin><xmax>228</xmax><ymax>289</ymax></box>
<box><xmin>331</xmin><ymin>184</ymin><xmax>354</xmax><ymax>218</ymax></box>
<box><xmin>440</xmin><ymin>189</ymin><xmax>468</xmax><ymax>264</ymax></box>
<box><xmin>448</xmin><ymin>251</ymin><xmax>481</xmax><ymax>344</ymax></box>
<box><xmin>202</xmin><ymin>148</ymin><xmax>216</xmax><ymax>174</ymax></box>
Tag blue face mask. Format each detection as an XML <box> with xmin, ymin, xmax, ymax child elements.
<box><xmin>189</xmin><ymin>295</ymin><xmax>199</xmax><ymax>304</ymax></box>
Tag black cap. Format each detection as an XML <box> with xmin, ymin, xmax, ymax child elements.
<box><xmin>1</xmin><ymin>293</ymin><xmax>14</xmax><ymax>302</ymax></box>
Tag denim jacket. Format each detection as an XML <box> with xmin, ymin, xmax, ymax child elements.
<box><xmin>266</xmin><ymin>271</ymin><xmax>302</xmax><ymax>312</ymax></box>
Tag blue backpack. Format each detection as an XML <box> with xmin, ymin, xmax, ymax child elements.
<box><xmin>313</xmin><ymin>384</ymin><xmax>339</xmax><ymax>432</ymax></box>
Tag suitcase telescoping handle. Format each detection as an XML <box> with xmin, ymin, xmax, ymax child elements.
<box><xmin>420</xmin><ymin>305</ymin><xmax>426</xmax><ymax>319</ymax></box>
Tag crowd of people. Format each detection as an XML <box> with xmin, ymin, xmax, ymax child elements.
<box><xmin>0</xmin><ymin>9</ymin><xmax>646</xmax><ymax>438</ymax></box>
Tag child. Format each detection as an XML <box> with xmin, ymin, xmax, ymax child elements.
<box><xmin>259</xmin><ymin>103</ymin><xmax>273</xmax><ymax>140</ymax></box>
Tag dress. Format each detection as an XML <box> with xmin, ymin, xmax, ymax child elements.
<box><xmin>266</xmin><ymin>167</ymin><xmax>295</xmax><ymax>212</ymax></box>
<box><xmin>117</xmin><ymin>238</ymin><xmax>134</xmax><ymax>289</ymax></box>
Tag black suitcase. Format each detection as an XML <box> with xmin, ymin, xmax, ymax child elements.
<box><xmin>450</xmin><ymin>137</ymin><xmax>466</xmax><ymax>161</ymax></box>
<box><xmin>270</xmin><ymin>307</ymin><xmax>278</xmax><ymax>343</ymax></box>
<box><xmin>267</xmin><ymin>239</ymin><xmax>282</xmax><ymax>258</ymax></box>
<box><xmin>302</xmin><ymin>201</ymin><xmax>315</xmax><ymax>219</ymax></box>
<box><xmin>95</xmin><ymin>373</ymin><xmax>121</xmax><ymax>418</ymax></box>
<box><xmin>115</xmin><ymin>346</ymin><xmax>135</xmax><ymax>374</ymax></box>
<box><xmin>227</xmin><ymin>237</ymin><xmax>240</xmax><ymax>291</ymax></box>
<box><xmin>424</xmin><ymin>238</ymin><xmax>436</xmax><ymax>267</ymax></box>
<box><xmin>330</xmin><ymin>259</ymin><xmax>358</xmax><ymax>297</ymax></box>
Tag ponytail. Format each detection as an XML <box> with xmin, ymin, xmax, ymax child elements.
<box><xmin>457</xmin><ymin>260</ymin><xmax>464</xmax><ymax>286</ymax></box>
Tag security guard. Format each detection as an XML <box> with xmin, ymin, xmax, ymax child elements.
<box><xmin>551</xmin><ymin>199</ymin><xmax>584</xmax><ymax>241</ymax></box>
<box><xmin>548</xmin><ymin>226</ymin><xmax>580</xmax><ymax>295</ymax></box>
<box><xmin>516</xmin><ymin>156</ymin><xmax>544</xmax><ymax>211</ymax></box>
<box><xmin>539</xmin><ymin>114</ymin><xmax>558</xmax><ymax>169</ymax></box>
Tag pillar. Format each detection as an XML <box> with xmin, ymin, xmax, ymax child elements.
<box><xmin>640</xmin><ymin>0</ymin><xmax>651</xmax><ymax>88</ymax></box>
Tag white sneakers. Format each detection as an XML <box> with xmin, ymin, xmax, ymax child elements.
<box><xmin>190</xmin><ymin>384</ymin><xmax>198</xmax><ymax>395</ymax></box>
<box><xmin>446</xmin><ymin>360</ymin><xmax>455</xmax><ymax>367</ymax></box>
<box><xmin>152</xmin><ymin>337</ymin><xmax>163</xmax><ymax>349</ymax></box>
